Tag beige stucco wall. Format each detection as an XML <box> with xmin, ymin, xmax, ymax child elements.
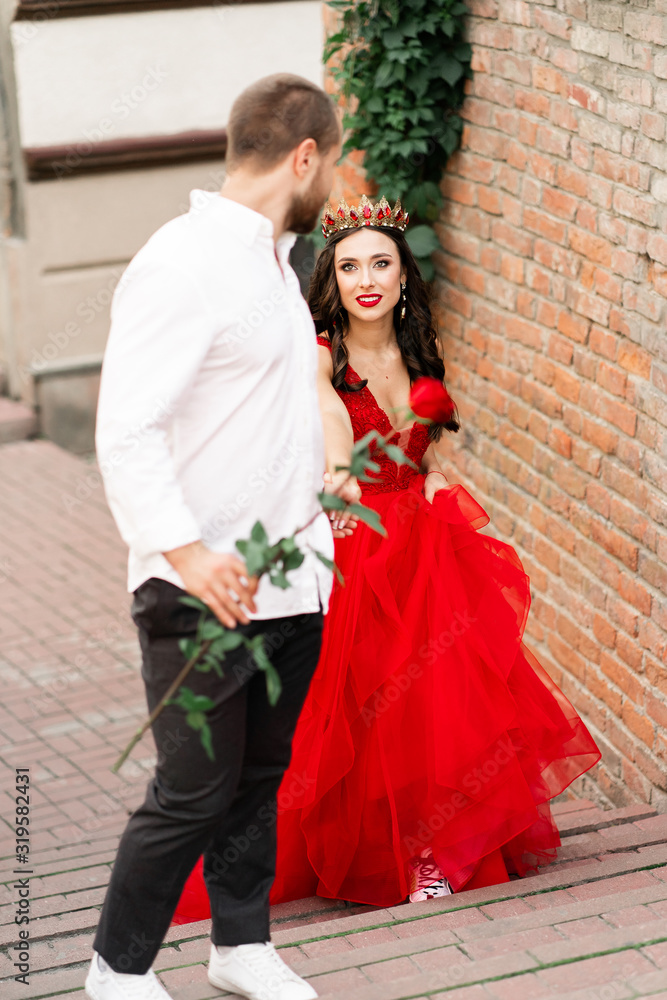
<box><xmin>1</xmin><ymin>0</ymin><xmax>324</xmax><ymax>450</ymax></box>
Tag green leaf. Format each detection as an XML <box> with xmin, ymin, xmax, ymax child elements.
<box><xmin>179</xmin><ymin>595</ymin><xmax>208</xmax><ymax>613</ymax></box>
<box><xmin>237</xmin><ymin>538</ymin><xmax>269</xmax><ymax>577</ymax></box>
<box><xmin>365</xmin><ymin>95</ymin><xmax>384</xmax><ymax>113</ymax></box>
<box><xmin>186</xmin><ymin>710</ymin><xmax>206</xmax><ymax>729</ymax></box>
<box><xmin>179</xmin><ymin>637</ymin><xmax>199</xmax><ymax>660</ymax></box>
<box><xmin>383</xmin><ymin>27</ymin><xmax>404</xmax><ymax>48</ymax></box>
<box><xmin>318</xmin><ymin>491</ymin><xmax>348</xmax><ymax>511</ymax></box>
<box><xmin>381</xmin><ymin>443</ymin><xmax>418</xmax><ymax>469</ymax></box>
<box><xmin>283</xmin><ymin>548</ymin><xmax>306</xmax><ymax>572</ymax></box>
<box><xmin>247</xmin><ymin>635</ymin><xmax>272</xmax><ymax>672</ymax></box>
<box><xmin>269</xmin><ymin>569</ymin><xmax>290</xmax><ymax>590</ymax></box>
<box><xmin>250</xmin><ymin>520</ymin><xmax>268</xmax><ymax>545</ymax></box>
<box><xmin>441</xmin><ymin>56</ymin><xmax>464</xmax><ymax>86</ymax></box>
<box><xmin>199</xmin><ymin>722</ymin><xmax>215</xmax><ymax>762</ymax></box>
<box><xmin>170</xmin><ymin>685</ymin><xmax>214</xmax><ymax>714</ymax></box>
<box><xmin>191</xmin><ymin>693</ymin><xmax>215</xmax><ymax>712</ymax></box>
<box><xmin>418</xmin><ymin>256</ymin><xmax>436</xmax><ymax>282</ymax></box>
<box><xmin>199</xmin><ymin>619</ymin><xmax>226</xmax><ymax>641</ymax></box>
<box><xmin>263</xmin><ymin>663</ymin><xmax>283</xmax><ymax>706</ymax></box>
<box><xmin>314</xmin><ymin>548</ymin><xmax>345</xmax><ymax>586</ymax></box>
<box><xmin>406</xmin><ymin>224</ymin><xmax>441</xmax><ymax>258</ymax></box>
<box><xmin>280</xmin><ymin>535</ymin><xmax>298</xmax><ymax>554</ymax></box>
<box><xmin>347</xmin><ymin>503</ymin><xmax>388</xmax><ymax>537</ymax></box>
<box><xmin>210</xmin><ymin>631</ymin><xmax>245</xmax><ymax>654</ymax></box>
<box><xmin>374</xmin><ymin>62</ymin><xmax>396</xmax><ymax>88</ymax></box>
<box><xmin>201</xmin><ymin>654</ymin><xmax>224</xmax><ymax>678</ymax></box>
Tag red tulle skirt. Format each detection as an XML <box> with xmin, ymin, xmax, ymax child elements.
<box><xmin>174</xmin><ymin>479</ymin><xmax>600</xmax><ymax>921</ymax></box>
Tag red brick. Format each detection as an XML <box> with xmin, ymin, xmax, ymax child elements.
<box><xmin>538</xmin><ymin>949</ymin><xmax>656</xmax><ymax>991</ymax></box>
<box><xmin>494</xmin><ymin>52</ymin><xmax>533</xmax><ymax>86</ymax></box>
<box><xmin>613</xmin><ymin>189</ymin><xmax>658</xmax><ymax>227</ymax></box>
<box><xmin>441</xmin><ymin>229</ymin><xmax>481</xmax><ymax>264</ymax></box>
<box><xmin>557</xmin><ymin>311</ymin><xmax>589</xmax><ymax>343</ymax></box>
<box><xmin>452</xmin><ymin>152</ymin><xmax>496</xmax><ymax>184</ymax></box>
<box><xmin>594</xmin><ymin>270</ymin><xmax>623</xmax><ymax>304</ymax></box>
<box><xmin>568</xmin><ymin>83</ymin><xmax>605</xmax><ymax>113</ymax></box>
<box><xmin>524</xmin><ymin>207</ymin><xmax>568</xmax><ymax>245</ymax></box>
<box><xmin>621</xmin><ymin>701</ymin><xmax>655</xmax><ymax>748</ymax></box>
<box><xmin>533</xmin><ymin>65</ymin><xmax>567</xmax><ymax>95</ymax></box>
<box><xmin>553</xmin><ymin>167</ymin><xmax>586</xmax><ymax>203</ymax></box>
<box><xmin>600</xmin><ymin>396</ymin><xmax>637</xmax><ymax>437</ymax></box>
<box><xmin>528</xmin><ymin>152</ymin><xmax>557</xmax><ymax>184</ymax></box>
<box><xmin>533</xmin><ymin>240</ymin><xmax>579</xmax><ymax>278</ymax></box>
<box><xmin>596</xmin><ymin>362</ymin><xmax>627</xmax><ymax>397</ymax></box>
<box><xmin>542</xmin><ymin>188</ymin><xmax>579</xmax><ymax>221</ymax></box>
<box><xmin>548</xmin><ymin>426</ymin><xmax>572</xmax><ymax>458</ymax></box>
<box><xmin>476</xmin><ymin>186</ymin><xmax>503</xmax><ymax>216</ymax></box>
<box><xmin>492</xmin><ymin>220</ymin><xmax>533</xmax><ymax>257</ymax></box>
<box><xmin>470</xmin><ymin>20</ymin><xmax>514</xmax><ymax>49</ymax></box>
<box><xmin>569</xmin><ymin>229</ymin><xmax>613</xmax><ymax>268</ymax></box>
<box><xmin>550</xmin><ymin>100</ymin><xmax>579</xmax><ymax>133</ymax></box>
<box><xmin>647</xmin><ymin>232</ymin><xmax>667</xmax><ymax>267</ymax></box>
<box><xmin>443</xmin><ymin>176</ymin><xmax>477</xmax><ymax>206</ymax></box>
<box><xmin>363</xmin><ymin>955</ymin><xmax>419</xmax><ymax>982</ymax></box>
<box><xmin>515</xmin><ymin>89</ymin><xmax>550</xmax><ymax>118</ymax></box>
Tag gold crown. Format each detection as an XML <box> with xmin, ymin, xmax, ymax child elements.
<box><xmin>321</xmin><ymin>194</ymin><xmax>409</xmax><ymax>239</ymax></box>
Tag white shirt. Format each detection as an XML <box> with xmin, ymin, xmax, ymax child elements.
<box><xmin>96</xmin><ymin>190</ymin><xmax>334</xmax><ymax>618</ymax></box>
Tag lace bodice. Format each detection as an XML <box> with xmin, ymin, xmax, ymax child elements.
<box><xmin>316</xmin><ymin>335</ymin><xmax>430</xmax><ymax>494</ymax></box>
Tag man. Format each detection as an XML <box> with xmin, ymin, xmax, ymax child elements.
<box><xmin>87</xmin><ymin>74</ymin><xmax>343</xmax><ymax>1000</ymax></box>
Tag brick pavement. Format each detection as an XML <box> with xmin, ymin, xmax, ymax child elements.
<box><xmin>1</xmin><ymin>440</ymin><xmax>666</xmax><ymax>1000</ymax></box>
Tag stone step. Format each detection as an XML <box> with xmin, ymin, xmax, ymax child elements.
<box><xmin>548</xmin><ymin>813</ymin><xmax>667</xmax><ymax>865</ymax></box>
<box><xmin>271</xmin><ymin>877</ymin><xmax>667</xmax><ymax>982</ymax></box>
<box><xmin>554</xmin><ymin>802</ymin><xmax>658</xmax><ymax>838</ymax></box>
<box><xmin>550</xmin><ymin>797</ymin><xmax>596</xmax><ymax>815</ymax></box>
<box><xmin>1</xmin><ymin>801</ymin><xmax>662</xmax><ymax>949</ymax></box>
<box><xmin>3</xmin><ymin>849</ymin><xmax>666</xmax><ymax>1000</ymax></box>
<box><xmin>8</xmin><ymin>842</ymin><xmax>665</xmax><ymax>985</ymax></box>
<box><xmin>0</xmin><ymin>398</ymin><xmax>38</xmax><ymax>445</ymax></box>
<box><xmin>311</xmin><ymin>914</ymin><xmax>667</xmax><ymax>1000</ymax></box>
<box><xmin>21</xmin><ymin>876</ymin><xmax>666</xmax><ymax>1000</ymax></box>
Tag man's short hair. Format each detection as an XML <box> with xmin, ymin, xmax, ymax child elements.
<box><xmin>226</xmin><ymin>74</ymin><xmax>340</xmax><ymax>172</ymax></box>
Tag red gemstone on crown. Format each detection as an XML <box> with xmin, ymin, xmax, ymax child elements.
<box><xmin>376</xmin><ymin>206</ymin><xmax>384</xmax><ymax>219</ymax></box>
<box><xmin>325</xmin><ymin>213</ymin><xmax>335</xmax><ymax>226</ymax></box>
<box><xmin>337</xmin><ymin>206</ymin><xmax>345</xmax><ymax>219</ymax></box>
<box><xmin>395</xmin><ymin>208</ymin><xmax>403</xmax><ymax>222</ymax></box>
<box><xmin>363</xmin><ymin>204</ymin><xmax>371</xmax><ymax>218</ymax></box>
<box><xmin>349</xmin><ymin>209</ymin><xmax>358</xmax><ymax>221</ymax></box>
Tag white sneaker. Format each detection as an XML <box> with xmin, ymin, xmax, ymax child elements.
<box><xmin>408</xmin><ymin>848</ymin><xmax>454</xmax><ymax>902</ymax></box>
<box><xmin>85</xmin><ymin>952</ymin><xmax>173</xmax><ymax>1000</ymax></box>
<box><xmin>208</xmin><ymin>941</ymin><xmax>318</xmax><ymax>1000</ymax></box>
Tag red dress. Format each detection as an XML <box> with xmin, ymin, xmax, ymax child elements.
<box><xmin>174</xmin><ymin>336</ymin><xmax>600</xmax><ymax>918</ymax></box>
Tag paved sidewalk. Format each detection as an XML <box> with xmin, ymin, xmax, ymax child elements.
<box><xmin>0</xmin><ymin>440</ymin><xmax>154</xmax><ymax>854</ymax></box>
<box><xmin>1</xmin><ymin>440</ymin><xmax>666</xmax><ymax>1000</ymax></box>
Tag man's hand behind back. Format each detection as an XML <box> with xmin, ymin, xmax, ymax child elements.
<box><xmin>163</xmin><ymin>540</ymin><xmax>258</xmax><ymax>628</ymax></box>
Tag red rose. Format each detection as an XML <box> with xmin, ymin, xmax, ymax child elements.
<box><xmin>409</xmin><ymin>377</ymin><xmax>456</xmax><ymax>423</ymax></box>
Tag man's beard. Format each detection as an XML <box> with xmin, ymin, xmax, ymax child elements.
<box><xmin>284</xmin><ymin>178</ymin><xmax>327</xmax><ymax>235</ymax></box>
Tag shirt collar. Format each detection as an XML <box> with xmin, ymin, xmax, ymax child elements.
<box><xmin>190</xmin><ymin>190</ymin><xmax>298</xmax><ymax>259</ymax></box>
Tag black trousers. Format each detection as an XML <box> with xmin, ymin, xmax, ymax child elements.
<box><xmin>94</xmin><ymin>578</ymin><xmax>323</xmax><ymax>974</ymax></box>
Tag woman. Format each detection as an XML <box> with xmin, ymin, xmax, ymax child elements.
<box><xmin>175</xmin><ymin>196</ymin><xmax>600</xmax><ymax>916</ymax></box>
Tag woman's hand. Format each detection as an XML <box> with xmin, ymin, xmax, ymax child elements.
<box><xmin>423</xmin><ymin>469</ymin><xmax>449</xmax><ymax>504</ymax></box>
<box><xmin>323</xmin><ymin>471</ymin><xmax>361</xmax><ymax>537</ymax></box>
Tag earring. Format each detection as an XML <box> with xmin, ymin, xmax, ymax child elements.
<box><xmin>400</xmin><ymin>282</ymin><xmax>407</xmax><ymax>323</ymax></box>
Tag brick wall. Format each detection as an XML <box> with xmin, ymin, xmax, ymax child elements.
<box><xmin>434</xmin><ymin>0</ymin><xmax>667</xmax><ymax>811</ymax></box>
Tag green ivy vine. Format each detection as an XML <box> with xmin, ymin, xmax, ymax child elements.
<box><xmin>325</xmin><ymin>0</ymin><xmax>472</xmax><ymax>280</ymax></box>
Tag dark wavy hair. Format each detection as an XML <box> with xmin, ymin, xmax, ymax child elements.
<box><xmin>307</xmin><ymin>225</ymin><xmax>459</xmax><ymax>440</ymax></box>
